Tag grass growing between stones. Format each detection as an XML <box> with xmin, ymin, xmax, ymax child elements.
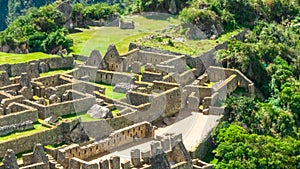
<box><xmin>61</xmin><ymin>112</ymin><xmax>99</xmax><ymax>122</ymax></box>
<box><xmin>0</xmin><ymin>123</ymin><xmax>49</xmax><ymax>143</ymax></box>
<box><xmin>135</xmin><ymin>28</ymin><xmax>244</xmax><ymax>57</ymax></box>
<box><xmin>204</xmin><ymin>82</ymin><xmax>215</xmax><ymax>87</ymax></box>
<box><xmin>0</xmin><ymin>52</ymin><xmax>59</xmax><ymax>64</ymax></box>
<box><xmin>68</xmin><ymin>13</ymin><xmax>179</xmax><ymax>56</ymax></box>
<box><xmin>95</xmin><ymin>83</ymin><xmax>126</xmax><ymax>99</ymax></box>
<box><xmin>40</xmin><ymin>68</ymin><xmax>74</xmax><ymax>77</ymax></box>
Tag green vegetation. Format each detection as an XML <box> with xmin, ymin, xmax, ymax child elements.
<box><xmin>40</xmin><ymin>68</ymin><xmax>73</xmax><ymax>77</ymax></box>
<box><xmin>0</xmin><ymin>52</ymin><xmax>59</xmax><ymax>64</ymax></box>
<box><xmin>135</xmin><ymin>28</ymin><xmax>243</xmax><ymax>56</ymax></box>
<box><xmin>212</xmin><ymin>123</ymin><xmax>300</xmax><ymax>169</ymax></box>
<box><xmin>112</xmin><ymin>108</ymin><xmax>120</xmax><ymax>116</ymax></box>
<box><xmin>0</xmin><ymin>123</ymin><xmax>49</xmax><ymax>143</ymax></box>
<box><xmin>73</xmin><ymin>3</ymin><xmax>120</xmax><ymax>22</ymax></box>
<box><xmin>61</xmin><ymin>109</ymin><xmax>120</xmax><ymax>122</ymax></box>
<box><xmin>0</xmin><ymin>3</ymin><xmax>73</xmax><ymax>53</ymax></box>
<box><xmin>95</xmin><ymin>82</ymin><xmax>126</xmax><ymax>99</ymax></box>
<box><xmin>206</xmin><ymin>8</ymin><xmax>300</xmax><ymax>167</ymax></box>
<box><xmin>45</xmin><ymin>142</ymin><xmax>66</xmax><ymax>149</ymax></box>
<box><xmin>61</xmin><ymin>112</ymin><xmax>99</xmax><ymax>122</ymax></box>
<box><xmin>69</xmin><ymin>14</ymin><xmax>179</xmax><ymax>55</ymax></box>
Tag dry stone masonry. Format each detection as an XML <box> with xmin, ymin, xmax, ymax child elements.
<box><xmin>0</xmin><ymin>35</ymin><xmax>252</xmax><ymax>169</ymax></box>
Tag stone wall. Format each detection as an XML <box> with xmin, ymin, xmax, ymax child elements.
<box><xmin>72</xmin><ymin>54</ymin><xmax>88</xmax><ymax>62</ymax></box>
<box><xmin>122</xmin><ymin>50</ymin><xmax>178</xmax><ymax>72</ymax></box>
<box><xmin>59</xmin><ymin>122</ymin><xmax>152</xmax><ymax>164</ymax></box>
<box><xmin>119</xmin><ymin>20</ymin><xmax>135</xmax><ymax>29</ymax></box>
<box><xmin>186</xmin><ymin>29</ymin><xmax>249</xmax><ymax>76</ymax></box>
<box><xmin>159</xmin><ymin>56</ymin><xmax>187</xmax><ymax>74</ymax></box>
<box><xmin>0</xmin><ymin>56</ymin><xmax>74</xmax><ymax>77</ymax></box>
<box><xmin>73</xmin><ymin>67</ymin><xmax>138</xmax><ymax>85</ymax></box>
<box><xmin>95</xmin><ymin>70</ymin><xmax>138</xmax><ymax>85</ymax></box>
<box><xmin>0</xmin><ymin>126</ymin><xmax>62</xmax><ymax>157</ymax></box>
<box><xmin>1</xmin><ymin>95</ymin><xmax>26</xmax><ymax>111</ymax></box>
<box><xmin>141</xmin><ymin>71</ymin><xmax>163</xmax><ymax>82</ymax></box>
<box><xmin>0</xmin><ymin>71</ymin><xmax>11</xmax><ymax>87</ymax></box>
<box><xmin>0</xmin><ymin>42</ymin><xmax>28</xmax><ymax>54</ymax></box>
<box><xmin>164</xmin><ymin>69</ymin><xmax>196</xmax><ymax>85</ymax></box>
<box><xmin>0</xmin><ymin>106</ymin><xmax>38</xmax><ymax>126</ymax></box>
<box><xmin>207</xmin><ymin>66</ymin><xmax>254</xmax><ymax>97</ymax></box>
<box><xmin>127</xmin><ymin>90</ymin><xmax>151</xmax><ymax>106</ymax></box>
<box><xmin>0</xmin><ymin>120</ymin><xmax>34</xmax><ymax>137</ymax></box>
<box><xmin>23</xmin><ymin>91</ymin><xmax>96</xmax><ymax>119</ymax></box>
<box><xmin>212</xmin><ymin>74</ymin><xmax>238</xmax><ymax>101</ymax></box>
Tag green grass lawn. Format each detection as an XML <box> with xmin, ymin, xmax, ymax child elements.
<box><xmin>40</xmin><ymin>68</ymin><xmax>73</xmax><ymax>77</ymax></box>
<box><xmin>95</xmin><ymin>83</ymin><xmax>126</xmax><ymax>99</ymax></box>
<box><xmin>0</xmin><ymin>52</ymin><xmax>59</xmax><ymax>64</ymax></box>
<box><xmin>68</xmin><ymin>14</ymin><xmax>179</xmax><ymax>56</ymax></box>
<box><xmin>0</xmin><ymin>123</ymin><xmax>49</xmax><ymax>143</ymax></box>
<box><xmin>61</xmin><ymin>112</ymin><xmax>99</xmax><ymax>122</ymax></box>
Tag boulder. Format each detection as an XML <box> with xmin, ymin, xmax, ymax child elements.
<box><xmin>69</xmin><ymin>123</ymin><xmax>89</xmax><ymax>143</ymax></box>
<box><xmin>3</xmin><ymin>149</ymin><xmax>19</xmax><ymax>169</ymax></box>
<box><xmin>49</xmin><ymin>94</ymin><xmax>60</xmax><ymax>104</ymax></box>
<box><xmin>19</xmin><ymin>87</ymin><xmax>33</xmax><ymax>100</ymax></box>
<box><xmin>39</xmin><ymin>62</ymin><xmax>49</xmax><ymax>73</ymax></box>
<box><xmin>27</xmin><ymin>63</ymin><xmax>40</xmax><ymax>79</ymax></box>
<box><xmin>113</xmin><ymin>83</ymin><xmax>138</xmax><ymax>93</ymax></box>
<box><xmin>20</xmin><ymin>73</ymin><xmax>31</xmax><ymax>88</ymax></box>
<box><xmin>87</xmin><ymin>104</ymin><xmax>113</xmax><ymax>119</ymax></box>
<box><xmin>57</xmin><ymin>0</ymin><xmax>73</xmax><ymax>29</ymax></box>
<box><xmin>0</xmin><ymin>71</ymin><xmax>11</xmax><ymax>87</ymax></box>
<box><xmin>33</xmin><ymin>144</ymin><xmax>49</xmax><ymax>164</ymax></box>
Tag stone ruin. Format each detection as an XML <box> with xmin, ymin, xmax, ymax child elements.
<box><xmin>119</xmin><ymin>20</ymin><xmax>135</xmax><ymax>29</ymax></box>
<box><xmin>0</xmin><ymin>39</ymin><xmax>254</xmax><ymax>169</ymax></box>
<box><xmin>87</xmin><ymin>104</ymin><xmax>113</xmax><ymax>119</ymax></box>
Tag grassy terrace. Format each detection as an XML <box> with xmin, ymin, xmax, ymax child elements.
<box><xmin>68</xmin><ymin>13</ymin><xmax>180</xmax><ymax>56</ymax></box>
<box><xmin>95</xmin><ymin>83</ymin><xmax>126</xmax><ymax>99</ymax></box>
<box><xmin>61</xmin><ymin>109</ymin><xmax>120</xmax><ymax>122</ymax></box>
<box><xmin>40</xmin><ymin>68</ymin><xmax>73</xmax><ymax>77</ymax></box>
<box><xmin>135</xmin><ymin>28</ymin><xmax>244</xmax><ymax>57</ymax></box>
<box><xmin>0</xmin><ymin>52</ymin><xmax>59</xmax><ymax>64</ymax></box>
<box><xmin>0</xmin><ymin>123</ymin><xmax>49</xmax><ymax>143</ymax></box>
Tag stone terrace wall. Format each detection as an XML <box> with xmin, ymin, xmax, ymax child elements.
<box><xmin>60</xmin><ymin>122</ymin><xmax>152</xmax><ymax>163</ymax></box>
<box><xmin>0</xmin><ymin>108</ymin><xmax>38</xmax><ymax>126</ymax></box>
<box><xmin>73</xmin><ymin>67</ymin><xmax>138</xmax><ymax>85</ymax></box>
<box><xmin>123</xmin><ymin>49</ymin><xmax>179</xmax><ymax>70</ymax></box>
<box><xmin>160</xmin><ymin>55</ymin><xmax>187</xmax><ymax>74</ymax></box>
<box><xmin>137</xmin><ymin>51</ymin><xmax>177</xmax><ymax>65</ymax></box>
<box><xmin>0</xmin><ymin>126</ymin><xmax>62</xmax><ymax>157</ymax></box>
<box><xmin>212</xmin><ymin>75</ymin><xmax>238</xmax><ymax>101</ymax></box>
<box><xmin>152</xmin><ymin>81</ymin><xmax>180</xmax><ymax>92</ymax></box>
<box><xmin>0</xmin><ymin>83</ymin><xmax>22</xmax><ymax>93</ymax></box>
<box><xmin>186</xmin><ymin>29</ymin><xmax>249</xmax><ymax>76</ymax></box>
<box><xmin>95</xmin><ymin>70</ymin><xmax>138</xmax><ymax>85</ymax></box>
<box><xmin>126</xmin><ymin>91</ymin><xmax>152</xmax><ymax>106</ymax></box>
<box><xmin>0</xmin><ymin>56</ymin><xmax>74</xmax><ymax>77</ymax></box>
<box><xmin>23</xmin><ymin>91</ymin><xmax>96</xmax><ymax>119</ymax></box>
<box><xmin>207</xmin><ymin>66</ymin><xmax>254</xmax><ymax>97</ymax></box>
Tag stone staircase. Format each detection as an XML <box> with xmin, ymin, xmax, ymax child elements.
<box><xmin>47</xmin><ymin>154</ymin><xmax>64</xmax><ymax>169</ymax></box>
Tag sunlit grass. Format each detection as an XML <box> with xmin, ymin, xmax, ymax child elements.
<box><xmin>95</xmin><ymin>83</ymin><xmax>126</xmax><ymax>99</ymax></box>
<box><xmin>68</xmin><ymin>14</ymin><xmax>179</xmax><ymax>56</ymax></box>
<box><xmin>136</xmin><ymin>28</ymin><xmax>244</xmax><ymax>57</ymax></box>
<box><xmin>0</xmin><ymin>52</ymin><xmax>60</xmax><ymax>64</ymax></box>
<box><xmin>0</xmin><ymin>123</ymin><xmax>49</xmax><ymax>143</ymax></box>
<box><xmin>40</xmin><ymin>68</ymin><xmax>73</xmax><ymax>77</ymax></box>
